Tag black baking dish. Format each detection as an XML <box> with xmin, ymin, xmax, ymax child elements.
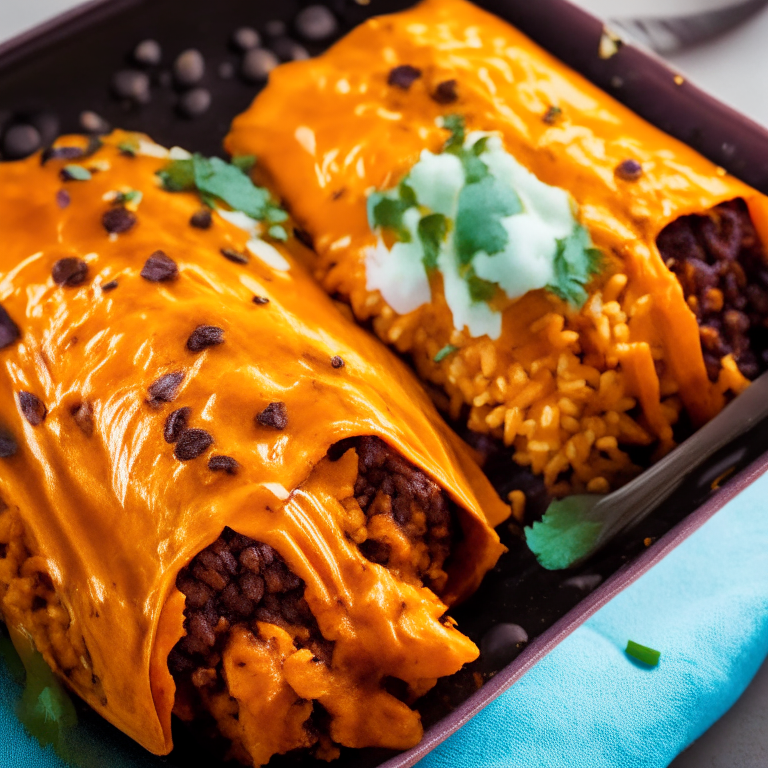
<box><xmin>1</xmin><ymin>1</ymin><xmax>768</xmax><ymax>767</ymax></box>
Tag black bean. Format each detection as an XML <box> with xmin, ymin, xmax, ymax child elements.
<box><xmin>208</xmin><ymin>455</ymin><xmax>240</xmax><ymax>475</ymax></box>
<box><xmin>102</xmin><ymin>207</ymin><xmax>137</xmax><ymax>234</ymax></box>
<box><xmin>190</xmin><ymin>209</ymin><xmax>212</xmax><ymax>229</ymax></box>
<box><xmin>241</xmin><ymin>49</ymin><xmax>279</xmax><ymax>82</ymax></box>
<box><xmin>178</xmin><ymin>88</ymin><xmax>211</xmax><ymax>118</ymax></box>
<box><xmin>221</xmin><ymin>248</ymin><xmax>248</xmax><ymax>265</ymax></box>
<box><xmin>79</xmin><ymin>111</ymin><xmax>111</xmax><ymax>135</ymax></box>
<box><xmin>187</xmin><ymin>325</ymin><xmax>225</xmax><ymax>352</ymax></box>
<box><xmin>271</xmin><ymin>37</ymin><xmax>310</xmax><ymax>62</ymax></box>
<box><xmin>256</xmin><ymin>401</ymin><xmax>288</xmax><ymax>430</ymax></box>
<box><xmin>331</xmin><ymin>355</ymin><xmax>345</xmax><ymax>369</ymax></box>
<box><xmin>252</xmin><ymin>295</ymin><xmax>270</xmax><ymax>305</ymax></box>
<box><xmin>111</xmin><ymin>69</ymin><xmax>151</xmax><ymax>103</ymax></box>
<box><xmin>295</xmin><ymin>5</ymin><xmax>338</xmax><ymax>41</ymax></box>
<box><xmin>56</xmin><ymin>189</ymin><xmax>71</xmax><ymax>209</ymax></box>
<box><xmin>388</xmin><ymin>65</ymin><xmax>422</xmax><ymax>90</ymax></box>
<box><xmin>52</xmin><ymin>258</ymin><xmax>88</xmax><ymax>287</ymax></box>
<box><xmin>164</xmin><ymin>407</ymin><xmax>191</xmax><ymax>443</ymax></box>
<box><xmin>19</xmin><ymin>392</ymin><xmax>47</xmax><ymax>426</ymax></box>
<box><xmin>432</xmin><ymin>79</ymin><xmax>458</xmax><ymax>104</ymax></box>
<box><xmin>0</xmin><ymin>429</ymin><xmax>17</xmax><ymax>458</ymax></box>
<box><xmin>71</xmin><ymin>401</ymin><xmax>94</xmax><ymax>436</ymax></box>
<box><xmin>134</xmin><ymin>39</ymin><xmax>162</xmax><ymax>66</ymax></box>
<box><xmin>175</xmin><ymin>429</ymin><xmax>214</xmax><ymax>461</ymax></box>
<box><xmin>174</xmin><ymin>49</ymin><xmax>205</xmax><ymax>86</ymax></box>
<box><xmin>232</xmin><ymin>27</ymin><xmax>261</xmax><ymax>51</ymax></box>
<box><xmin>101</xmin><ymin>279</ymin><xmax>118</xmax><ymax>292</ymax></box>
<box><xmin>615</xmin><ymin>159</ymin><xmax>643</xmax><ymax>182</ymax></box>
<box><xmin>141</xmin><ymin>251</ymin><xmax>178</xmax><ymax>282</ymax></box>
<box><xmin>293</xmin><ymin>228</ymin><xmax>314</xmax><ymax>250</ymax></box>
<box><xmin>148</xmin><ymin>371</ymin><xmax>185</xmax><ymax>405</ymax></box>
<box><xmin>2</xmin><ymin>124</ymin><xmax>41</xmax><ymax>159</ymax></box>
<box><xmin>0</xmin><ymin>305</ymin><xmax>20</xmax><ymax>349</ymax></box>
<box><xmin>42</xmin><ymin>145</ymin><xmax>84</xmax><ymax>164</ymax></box>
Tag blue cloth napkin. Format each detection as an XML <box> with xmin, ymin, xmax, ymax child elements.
<box><xmin>3</xmin><ymin>473</ymin><xmax>768</xmax><ymax>768</ymax></box>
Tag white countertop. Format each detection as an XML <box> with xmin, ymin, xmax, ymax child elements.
<box><xmin>1</xmin><ymin>1</ymin><xmax>767</xmax><ymax>766</ymax></box>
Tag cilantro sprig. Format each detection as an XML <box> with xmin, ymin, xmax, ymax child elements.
<box><xmin>547</xmin><ymin>225</ymin><xmax>603</xmax><ymax>307</ymax></box>
<box><xmin>157</xmin><ymin>153</ymin><xmax>288</xmax><ymax>234</ymax></box>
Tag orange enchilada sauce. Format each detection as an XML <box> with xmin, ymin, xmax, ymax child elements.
<box><xmin>0</xmin><ymin>133</ymin><xmax>507</xmax><ymax>757</ymax></box>
<box><xmin>226</xmin><ymin>0</ymin><xmax>768</xmax><ymax>436</ymax></box>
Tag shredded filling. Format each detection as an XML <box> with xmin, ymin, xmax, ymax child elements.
<box><xmin>168</xmin><ymin>438</ymin><xmax>459</xmax><ymax>766</ymax></box>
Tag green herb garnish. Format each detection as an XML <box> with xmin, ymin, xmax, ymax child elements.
<box><xmin>113</xmin><ymin>189</ymin><xmax>143</xmax><ymax>206</ymax></box>
<box><xmin>0</xmin><ymin>629</ymin><xmax>77</xmax><ymax>751</ymax></box>
<box><xmin>626</xmin><ymin>640</ymin><xmax>661</xmax><ymax>667</ymax></box>
<box><xmin>268</xmin><ymin>225</ymin><xmax>288</xmax><ymax>242</ymax></box>
<box><xmin>546</xmin><ymin>225</ymin><xmax>603</xmax><ymax>307</ymax></box>
<box><xmin>62</xmin><ymin>164</ymin><xmax>91</xmax><ymax>181</ymax></box>
<box><xmin>157</xmin><ymin>153</ymin><xmax>287</xmax><ymax>233</ymax></box>
<box><xmin>116</xmin><ymin>138</ymin><xmax>139</xmax><ymax>157</ymax></box>
<box><xmin>434</xmin><ymin>344</ymin><xmax>459</xmax><ymax>362</ymax></box>
<box><xmin>454</xmin><ymin>174</ymin><xmax>521</xmax><ymax>265</ymax></box>
<box><xmin>466</xmin><ymin>269</ymin><xmax>498</xmax><ymax>302</ymax></box>
<box><xmin>231</xmin><ymin>154</ymin><xmax>256</xmax><ymax>173</ymax></box>
<box><xmin>366</xmin><ymin>113</ymin><xmax>603</xmax><ymax>330</ymax></box>
<box><xmin>418</xmin><ymin>213</ymin><xmax>448</xmax><ymax>270</ymax></box>
<box><xmin>368</xmin><ymin>181</ymin><xmax>417</xmax><ymax>243</ymax></box>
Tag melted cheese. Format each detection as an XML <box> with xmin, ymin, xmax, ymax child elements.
<box><xmin>226</xmin><ymin>0</ymin><xmax>768</xmax><ymax>429</ymax></box>
<box><xmin>0</xmin><ymin>133</ymin><xmax>507</xmax><ymax>756</ymax></box>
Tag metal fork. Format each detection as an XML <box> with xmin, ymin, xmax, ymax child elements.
<box><xmin>611</xmin><ymin>0</ymin><xmax>768</xmax><ymax>53</ymax></box>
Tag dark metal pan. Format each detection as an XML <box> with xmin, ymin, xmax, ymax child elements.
<box><xmin>1</xmin><ymin>1</ymin><xmax>767</xmax><ymax>767</ymax></box>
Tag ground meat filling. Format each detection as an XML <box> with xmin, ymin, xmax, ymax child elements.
<box><xmin>169</xmin><ymin>529</ymin><xmax>331</xmax><ymax>686</ymax></box>
<box><xmin>331</xmin><ymin>436</ymin><xmax>455</xmax><ymax>590</ymax></box>
<box><xmin>658</xmin><ymin>199</ymin><xmax>768</xmax><ymax>381</ymax></box>
<box><xmin>168</xmin><ymin>440</ymin><xmax>458</xmax><ymax>761</ymax></box>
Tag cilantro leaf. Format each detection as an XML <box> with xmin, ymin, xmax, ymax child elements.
<box><xmin>62</xmin><ymin>165</ymin><xmax>91</xmax><ymax>181</ymax></box>
<box><xmin>116</xmin><ymin>138</ymin><xmax>138</xmax><ymax>157</ymax></box>
<box><xmin>1</xmin><ymin>630</ymin><xmax>77</xmax><ymax>751</ymax></box>
<box><xmin>156</xmin><ymin>154</ymin><xmax>287</xmax><ymax>225</ymax></box>
<box><xmin>546</xmin><ymin>225</ymin><xmax>602</xmax><ymax>307</ymax></box>
<box><xmin>268</xmin><ymin>225</ymin><xmax>288</xmax><ymax>241</ymax></box>
<box><xmin>434</xmin><ymin>344</ymin><xmax>459</xmax><ymax>362</ymax></box>
<box><xmin>466</xmin><ymin>270</ymin><xmax>498</xmax><ymax>303</ymax></box>
<box><xmin>442</xmin><ymin>114</ymin><xmax>466</xmax><ymax>152</ymax></box>
<box><xmin>192</xmin><ymin>155</ymin><xmax>273</xmax><ymax>219</ymax></box>
<box><xmin>418</xmin><ymin>213</ymin><xmax>448</xmax><ymax>270</ymax></box>
<box><xmin>455</xmin><ymin>175</ymin><xmax>522</xmax><ymax>265</ymax></box>
<box><xmin>157</xmin><ymin>158</ymin><xmax>195</xmax><ymax>191</ymax></box>
<box><xmin>231</xmin><ymin>154</ymin><xmax>256</xmax><ymax>173</ymax></box>
<box><xmin>367</xmin><ymin>183</ymin><xmax>418</xmax><ymax>243</ymax></box>
<box><xmin>461</xmin><ymin>152</ymin><xmax>490</xmax><ymax>185</ymax></box>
